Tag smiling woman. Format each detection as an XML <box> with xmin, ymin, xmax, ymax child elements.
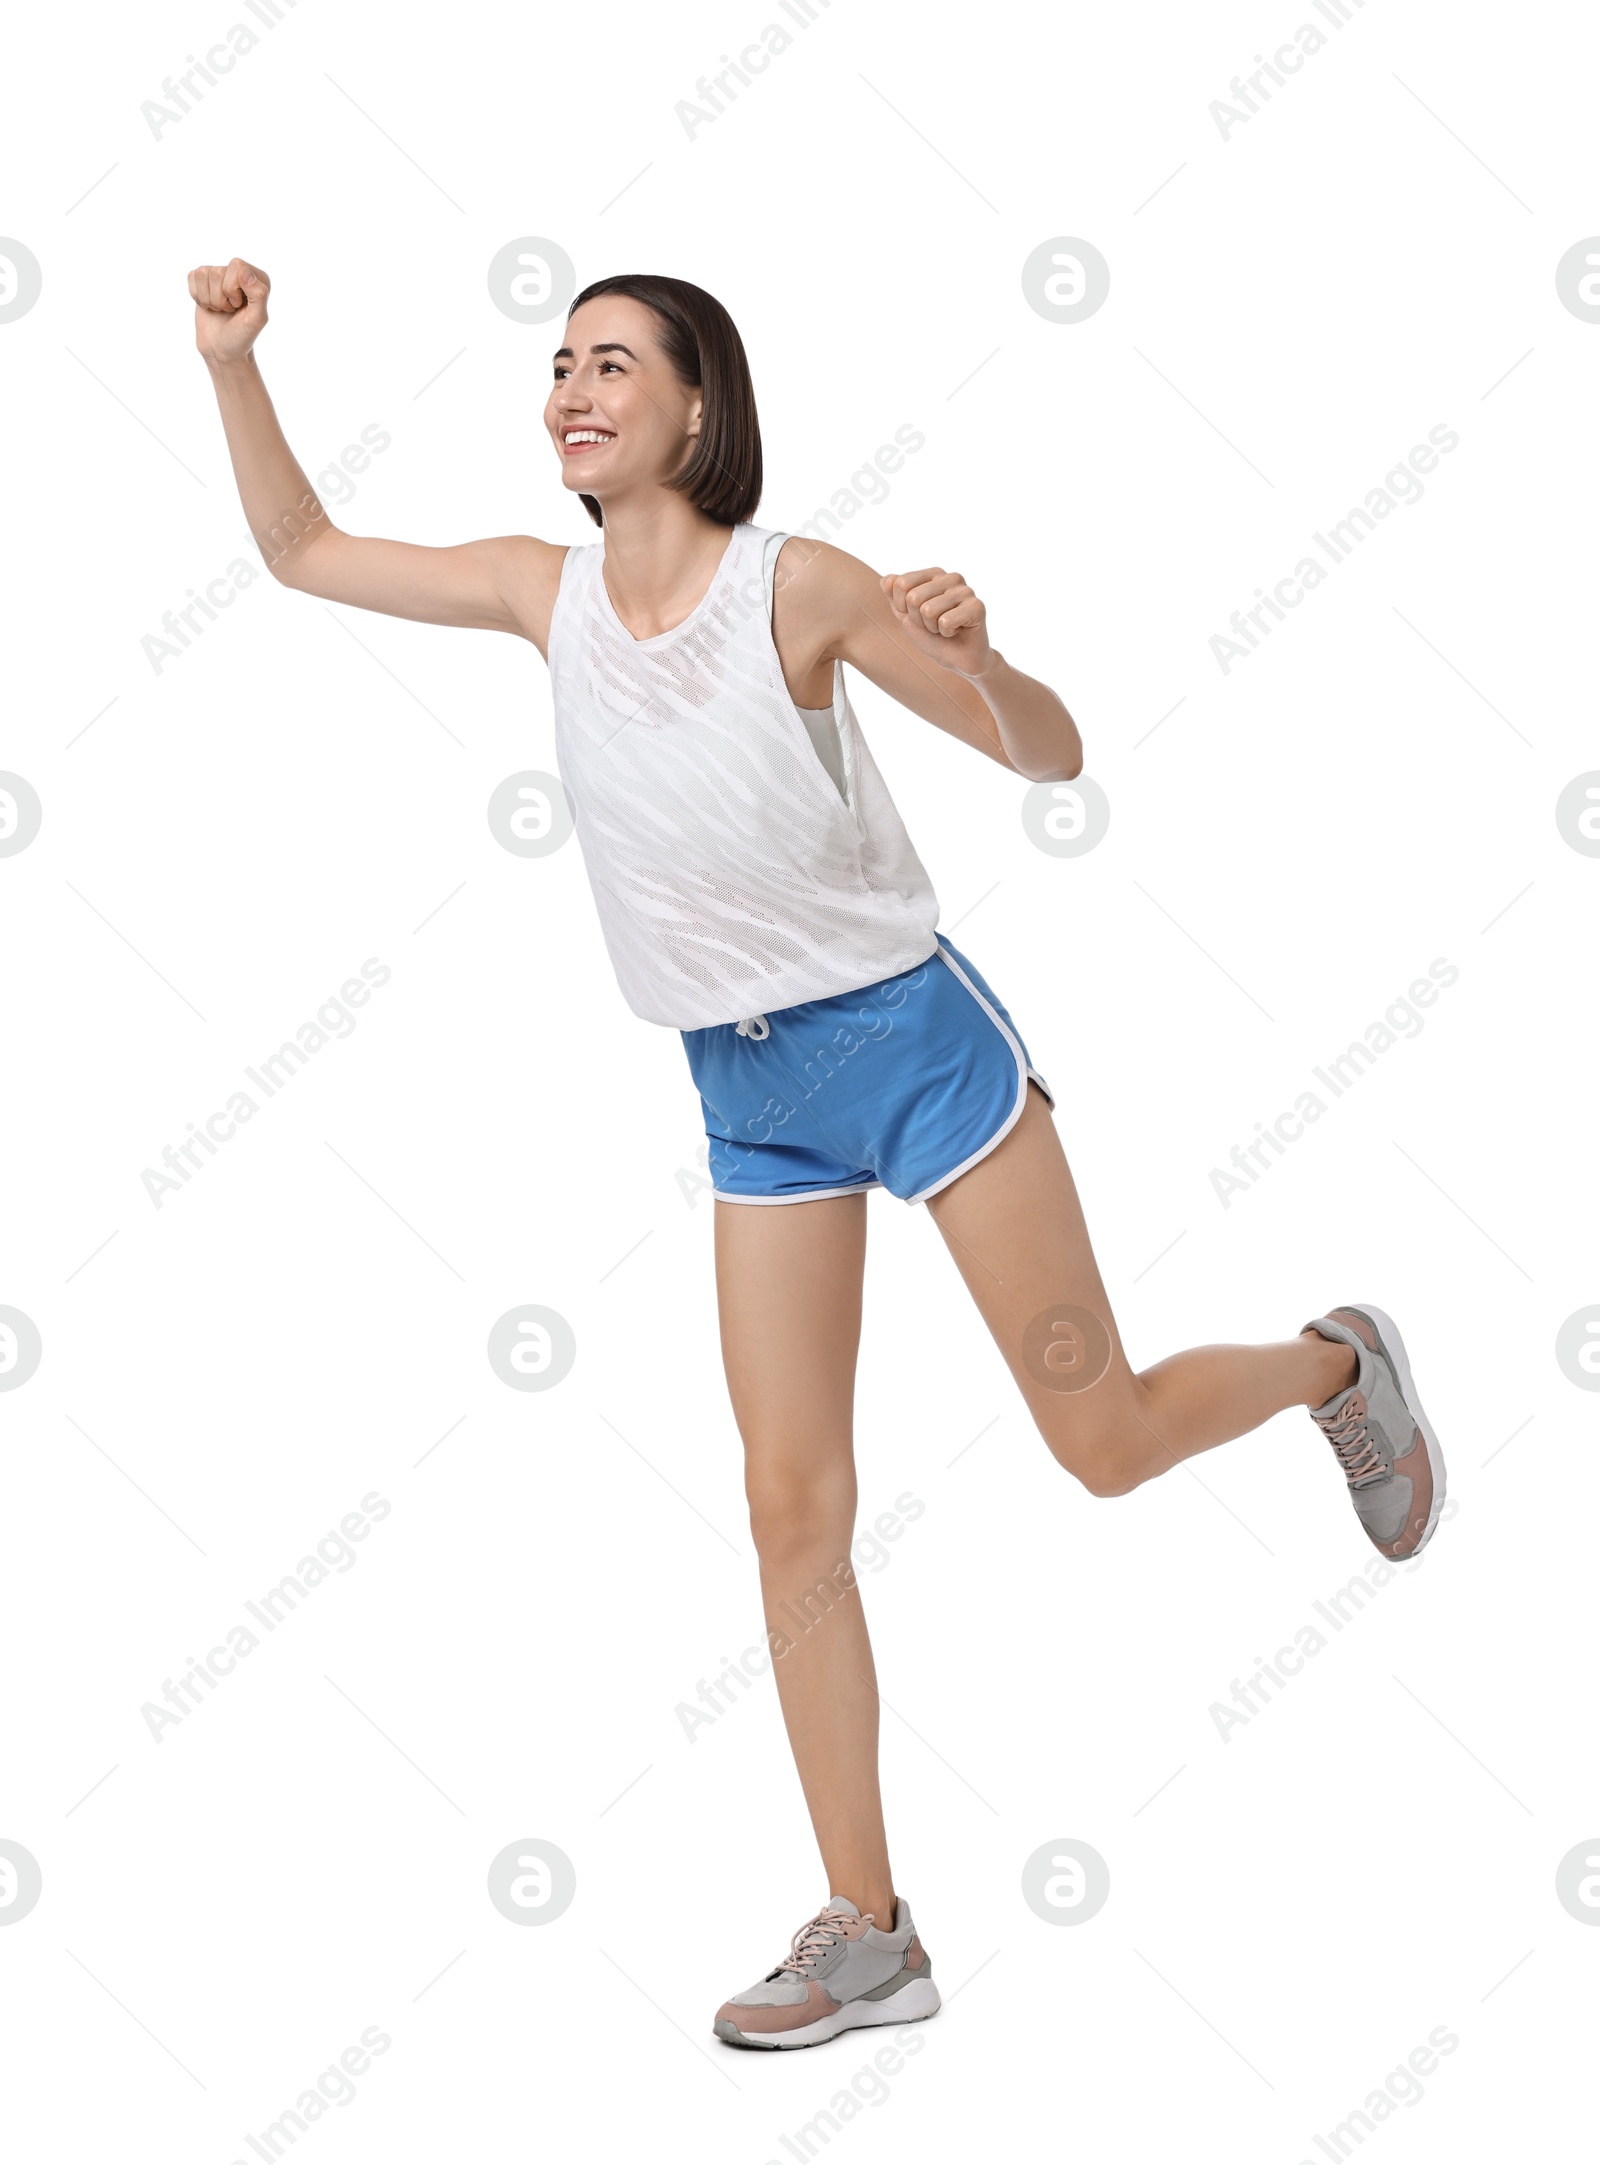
<box><xmin>187</xmin><ymin>248</ymin><xmax>1448</xmax><ymax>2061</ymax></box>
<box><xmin>553</xmin><ymin>271</ymin><xmax>763</xmax><ymax>534</ymax></box>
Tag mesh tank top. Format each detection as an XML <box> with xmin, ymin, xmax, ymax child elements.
<box><xmin>546</xmin><ymin>521</ymin><xmax>942</xmax><ymax>1030</ymax></box>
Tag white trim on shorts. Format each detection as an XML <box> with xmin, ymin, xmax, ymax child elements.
<box><xmin>903</xmin><ymin>946</ymin><xmax>1054</xmax><ymax>1207</ymax></box>
<box><xmin>712</xmin><ymin>1178</ymin><xmax>882</xmax><ymax>1207</ymax></box>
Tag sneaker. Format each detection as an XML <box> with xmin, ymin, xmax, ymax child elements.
<box><xmin>1302</xmin><ymin>1304</ymin><xmax>1446</xmax><ymax>1560</ymax></box>
<box><xmin>712</xmin><ymin>1895</ymin><xmax>940</xmax><ymax>2050</ymax></box>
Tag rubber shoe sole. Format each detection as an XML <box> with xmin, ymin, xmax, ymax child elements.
<box><xmin>713</xmin><ymin>1975</ymin><xmax>941</xmax><ymax>2051</ymax></box>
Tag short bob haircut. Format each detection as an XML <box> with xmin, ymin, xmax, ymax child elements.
<box><xmin>565</xmin><ymin>273</ymin><xmax>763</xmax><ymax>529</ymax></box>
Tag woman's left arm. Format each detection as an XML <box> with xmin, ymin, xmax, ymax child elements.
<box><xmin>798</xmin><ymin>543</ymin><xmax>1082</xmax><ymax>782</ymax></box>
<box><xmin>875</xmin><ymin>564</ymin><xmax>1081</xmax><ymax>782</ymax></box>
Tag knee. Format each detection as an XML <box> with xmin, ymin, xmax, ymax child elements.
<box><xmin>1062</xmin><ymin>1444</ymin><xmax>1144</xmax><ymax>1500</ymax></box>
<box><xmin>744</xmin><ymin>1461</ymin><xmax>855</xmax><ymax>1560</ymax></box>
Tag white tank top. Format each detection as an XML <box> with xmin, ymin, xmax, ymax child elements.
<box><xmin>547</xmin><ymin>520</ymin><xmax>941</xmax><ymax>1029</ymax></box>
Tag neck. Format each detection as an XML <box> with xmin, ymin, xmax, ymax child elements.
<box><xmin>593</xmin><ymin>496</ymin><xmax>736</xmax><ymax>637</ymax></box>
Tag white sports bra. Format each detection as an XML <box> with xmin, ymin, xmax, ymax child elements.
<box><xmin>546</xmin><ymin>520</ymin><xmax>942</xmax><ymax>1031</ymax></box>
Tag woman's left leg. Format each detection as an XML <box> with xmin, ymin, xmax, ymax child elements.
<box><xmin>924</xmin><ymin>1082</ymin><xmax>1358</xmax><ymax>1497</ymax></box>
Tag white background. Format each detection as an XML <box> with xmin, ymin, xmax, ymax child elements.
<box><xmin>2</xmin><ymin>1</ymin><xmax>1596</xmax><ymax>2158</ymax></box>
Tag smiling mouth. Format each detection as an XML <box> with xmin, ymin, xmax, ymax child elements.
<box><xmin>562</xmin><ymin>429</ymin><xmax>616</xmax><ymax>456</ymax></box>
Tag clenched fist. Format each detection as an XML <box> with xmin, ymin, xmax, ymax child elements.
<box><xmin>880</xmin><ymin>566</ymin><xmax>994</xmax><ymax>678</ymax></box>
<box><xmin>188</xmin><ymin>256</ymin><xmax>270</xmax><ymax>365</ymax></box>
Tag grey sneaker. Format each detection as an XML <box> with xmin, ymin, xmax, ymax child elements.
<box><xmin>712</xmin><ymin>1895</ymin><xmax>940</xmax><ymax>2050</ymax></box>
<box><xmin>1302</xmin><ymin>1304</ymin><xmax>1445</xmax><ymax>1560</ymax></box>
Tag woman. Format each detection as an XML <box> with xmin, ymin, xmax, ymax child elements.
<box><xmin>190</xmin><ymin>261</ymin><xmax>1446</xmax><ymax>2052</ymax></box>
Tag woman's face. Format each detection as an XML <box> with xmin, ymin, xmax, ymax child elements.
<box><xmin>545</xmin><ymin>296</ymin><xmax>702</xmax><ymax>510</ymax></box>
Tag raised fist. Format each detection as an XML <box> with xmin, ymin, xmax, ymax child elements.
<box><xmin>188</xmin><ymin>256</ymin><xmax>270</xmax><ymax>364</ymax></box>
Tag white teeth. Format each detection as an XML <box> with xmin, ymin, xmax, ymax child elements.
<box><xmin>565</xmin><ymin>430</ymin><xmax>613</xmax><ymax>446</ymax></box>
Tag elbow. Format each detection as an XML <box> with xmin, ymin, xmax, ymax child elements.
<box><xmin>263</xmin><ymin>512</ymin><xmax>339</xmax><ymax>591</ymax></box>
<box><xmin>259</xmin><ymin>537</ymin><xmax>304</xmax><ymax>590</ymax></box>
<box><xmin>266</xmin><ymin>542</ymin><xmax>322</xmax><ymax>592</ymax></box>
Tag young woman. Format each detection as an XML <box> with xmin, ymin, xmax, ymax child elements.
<box><xmin>190</xmin><ymin>262</ymin><xmax>1447</xmax><ymax>2052</ymax></box>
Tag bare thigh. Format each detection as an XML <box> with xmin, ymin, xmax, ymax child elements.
<box><xmin>925</xmin><ymin>1082</ymin><xmax>1168</xmax><ymax>1492</ymax></box>
<box><xmin>713</xmin><ymin>1191</ymin><xmax>867</xmax><ymax>1494</ymax></box>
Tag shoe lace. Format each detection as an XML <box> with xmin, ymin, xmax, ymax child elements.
<box><xmin>776</xmin><ymin>1907</ymin><xmax>872</xmax><ymax>1976</ymax></box>
<box><xmin>1316</xmin><ymin>1394</ymin><xmax>1386</xmax><ymax>1487</ymax></box>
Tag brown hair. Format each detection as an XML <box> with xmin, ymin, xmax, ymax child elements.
<box><xmin>565</xmin><ymin>273</ymin><xmax>762</xmax><ymax>529</ymax></box>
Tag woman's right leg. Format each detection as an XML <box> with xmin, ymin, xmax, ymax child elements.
<box><xmin>713</xmin><ymin>1189</ymin><xmax>897</xmax><ymax>1925</ymax></box>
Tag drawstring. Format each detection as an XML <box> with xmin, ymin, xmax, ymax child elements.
<box><xmin>735</xmin><ymin>1015</ymin><xmax>770</xmax><ymax>1040</ymax></box>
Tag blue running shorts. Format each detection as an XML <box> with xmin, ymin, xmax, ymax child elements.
<box><xmin>680</xmin><ymin>934</ymin><xmax>1054</xmax><ymax>1205</ymax></box>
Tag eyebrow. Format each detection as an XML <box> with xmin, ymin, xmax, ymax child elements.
<box><xmin>551</xmin><ymin>341</ymin><xmax>640</xmax><ymax>362</ymax></box>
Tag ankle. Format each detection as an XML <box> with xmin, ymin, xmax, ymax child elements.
<box><xmin>1300</xmin><ymin>1328</ymin><xmax>1358</xmax><ymax>1407</ymax></box>
<box><xmin>835</xmin><ymin>1884</ymin><xmax>896</xmax><ymax>1927</ymax></box>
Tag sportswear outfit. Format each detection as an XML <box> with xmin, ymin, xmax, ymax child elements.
<box><xmin>547</xmin><ymin>519</ymin><xmax>1051</xmax><ymax>1203</ymax></box>
<box><xmin>544</xmin><ymin>519</ymin><xmax>1450</xmax><ymax>2051</ymax></box>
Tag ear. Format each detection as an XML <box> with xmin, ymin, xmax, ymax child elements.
<box><xmin>684</xmin><ymin>390</ymin><xmax>703</xmax><ymax>441</ymax></box>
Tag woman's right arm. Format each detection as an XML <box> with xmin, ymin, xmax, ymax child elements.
<box><xmin>191</xmin><ymin>258</ymin><xmax>566</xmax><ymax>652</ymax></box>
